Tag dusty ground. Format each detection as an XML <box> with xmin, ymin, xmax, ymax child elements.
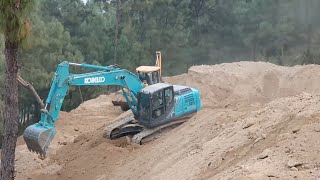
<box><xmin>15</xmin><ymin>61</ymin><xmax>320</xmax><ymax>179</ymax></box>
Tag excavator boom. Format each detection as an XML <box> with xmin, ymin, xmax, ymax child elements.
<box><xmin>23</xmin><ymin>61</ymin><xmax>144</xmax><ymax>155</ymax></box>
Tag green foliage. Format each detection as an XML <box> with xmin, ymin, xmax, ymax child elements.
<box><xmin>0</xmin><ymin>0</ymin><xmax>35</xmax><ymax>42</ymax></box>
<box><xmin>2</xmin><ymin>0</ymin><xmax>320</xmax><ymax>112</ymax></box>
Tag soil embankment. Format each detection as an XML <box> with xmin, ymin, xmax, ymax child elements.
<box><xmin>15</xmin><ymin>62</ymin><xmax>320</xmax><ymax>180</ymax></box>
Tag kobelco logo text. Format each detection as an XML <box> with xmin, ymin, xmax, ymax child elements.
<box><xmin>84</xmin><ymin>77</ymin><xmax>105</xmax><ymax>84</ymax></box>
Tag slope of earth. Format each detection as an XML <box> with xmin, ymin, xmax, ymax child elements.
<box><xmin>14</xmin><ymin>94</ymin><xmax>123</xmax><ymax>179</ymax></box>
<box><xmin>110</xmin><ymin>93</ymin><xmax>320</xmax><ymax>180</ymax></box>
<box><xmin>19</xmin><ymin>61</ymin><xmax>320</xmax><ymax>180</ymax></box>
<box><xmin>164</xmin><ymin>61</ymin><xmax>320</xmax><ymax>109</ymax></box>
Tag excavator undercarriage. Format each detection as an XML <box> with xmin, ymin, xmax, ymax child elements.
<box><xmin>104</xmin><ymin>112</ymin><xmax>191</xmax><ymax>145</ymax></box>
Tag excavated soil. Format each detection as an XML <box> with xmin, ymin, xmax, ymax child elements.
<box><xmin>15</xmin><ymin>61</ymin><xmax>320</xmax><ymax>179</ymax></box>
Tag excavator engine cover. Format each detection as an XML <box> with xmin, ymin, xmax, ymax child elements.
<box><xmin>23</xmin><ymin>124</ymin><xmax>56</xmax><ymax>156</ymax></box>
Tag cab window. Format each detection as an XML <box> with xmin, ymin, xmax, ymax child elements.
<box><xmin>164</xmin><ymin>87</ymin><xmax>173</xmax><ymax>110</ymax></box>
<box><xmin>151</xmin><ymin>71</ymin><xmax>160</xmax><ymax>84</ymax></box>
<box><xmin>137</xmin><ymin>72</ymin><xmax>150</xmax><ymax>85</ymax></box>
<box><xmin>152</xmin><ymin>91</ymin><xmax>164</xmax><ymax>118</ymax></box>
<box><xmin>138</xmin><ymin>93</ymin><xmax>150</xmax><ymax>119</ymax></box>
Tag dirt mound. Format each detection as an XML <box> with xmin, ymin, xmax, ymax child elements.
<box><xmin>51</xmin><ymin>94</ymin><xmax>123</xmax><ymax>150</ymax></box>
<box><xmin>16</xmin><ymin>61</ymin><xmax>320</xmax><ymax>179</ymax></box>
<box><xmin>15</xmin><ymin>94</ymin><xmax>123</xmax><ymax>179</ymax></box>
<box><xmin>165</xmin><ymin>61</ymin><xmax>320</xmax><ymax>109</ymax></box>
<box><xmin>108</xmin><ymin>93</ymin><xmax>320</xmax><ymax>180</ymax></box>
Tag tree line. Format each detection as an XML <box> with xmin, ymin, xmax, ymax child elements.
<box><xmin>1</xmin><ymin>0</ymin><xmax>320</xmax><ymax>136</ymax></box>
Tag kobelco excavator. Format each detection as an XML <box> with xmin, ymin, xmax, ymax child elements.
<box><xmin>23</xmin><ymin>61</ymin><xmax>201</xmax><ymax>156</ymax></box>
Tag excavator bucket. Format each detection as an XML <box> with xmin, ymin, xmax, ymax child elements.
<box><xmin>23</xmin><ymin>124</ymin><xmax>56</xmax><ymax>156</ymax></box>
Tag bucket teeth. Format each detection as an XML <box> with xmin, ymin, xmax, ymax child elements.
<box><xmin>23</xmin><ymin>124</ymin><xmax>56</xmax><ymax>156</ymax></box>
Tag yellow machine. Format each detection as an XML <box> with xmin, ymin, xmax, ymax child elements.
<box><xmin>112</xmin><ymin>51</ymin><xmax>163</xmax><ymax>110</ymax></box>
<box><xmin>136</xmin><ymin>51</ymin><xmax>162</xmax><ymax>86</ymax></box>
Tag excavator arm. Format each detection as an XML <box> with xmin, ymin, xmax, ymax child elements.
<box><xmin>23</xmin><ymin>61</ymin><xmax>143</xmax><ymax>156</ymax></box>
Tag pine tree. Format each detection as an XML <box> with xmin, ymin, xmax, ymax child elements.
<box><xmin>0</xmin><ymin>0</ymin><xmax>34</xmax><ymax>179</ymax></box>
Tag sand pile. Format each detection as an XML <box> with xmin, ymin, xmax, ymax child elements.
<box><xmin>165</xmin><ymin>61</ymin><xmax>320</xmax><ymax>109</ymax></box>
<box><xmin>15</xmin><ymin>61</ymin><xmax>320</xmax><ymax>180</ymax></box>
<box><xmin>107</xmin><ymin>92</ymin><xmax>320</xmax><ymax>180</ymax></box>
<box><xmin>14</xmin><ymin>94</ymin><xmax>123</xmax><ymax>179</ymax></box>
<box><xmin>51</xmin><ymin>94</ymin><xmax>123</xmax><ymax>149</ymax></box>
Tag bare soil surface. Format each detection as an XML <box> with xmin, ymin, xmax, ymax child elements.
<box><xmin>15</xmin><ymin>61</ymin><xmax>320</xmax><ymax>180</ymax></box>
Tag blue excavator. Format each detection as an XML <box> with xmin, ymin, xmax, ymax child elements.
<box><xmin>23</xmin><ymin>60</ymin><xmax>201</xmax><ymax>156</ymax></box>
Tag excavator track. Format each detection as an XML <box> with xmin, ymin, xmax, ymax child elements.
<box><xmin>105</xmin><ymin>113</ymin><xmax>188</xmax><ymax>144</ymax></box>
<box><xmin>132</xmin><ymin>119</ymin><xmax>187</xmax><ymax>145</ymax></box>
<box><xmin>104</xmin><ymin>113</ymin><xmax>138</xmax><ymax>139</ymax></box>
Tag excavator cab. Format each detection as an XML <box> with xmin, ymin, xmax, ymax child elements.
<box><xmin>137</xmin><ymin>83</ymin><xmax>174</xmax><ymax>128</ymax></box>
<box><xmin>136</xmin><ymin>51</ymin><xmax>162</xmax><ymax>86</ymax></box>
